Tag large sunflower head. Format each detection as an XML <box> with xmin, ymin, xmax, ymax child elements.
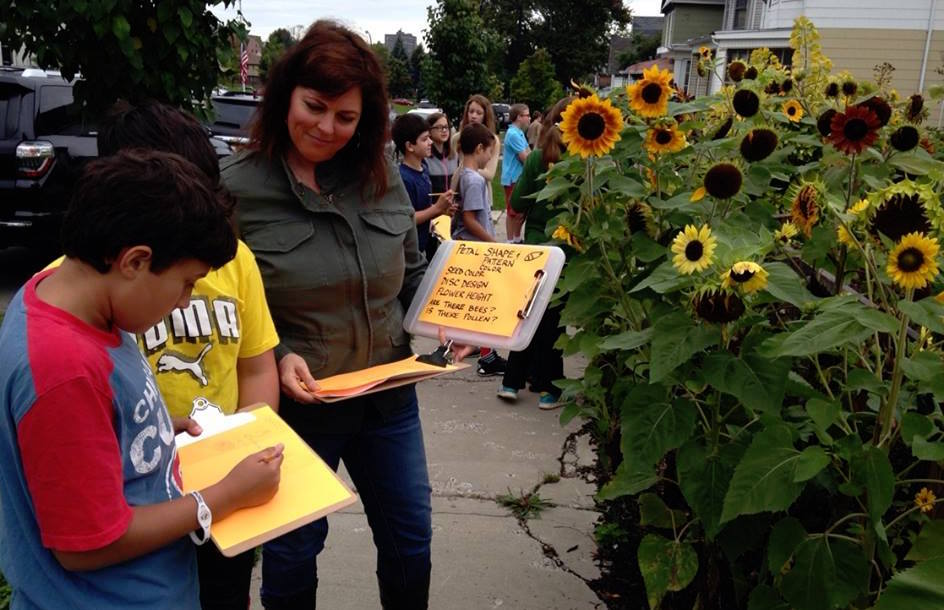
<box><xmin>789</xmin><ymin>181</ymin><xmax>825</xmax><ymax>237</ymax></box>
<box><xmin>644</xmin><ymin>121</ymin><xmax>687</xmax><ymax>155</ymax></box>
<box><xmin>740</xmin><ymin>129</ymin><xmax>778</xmax><ymax>162</ymax></box>
<box><xmin>782</xmin><ymin>99</ymin><xmax>804</xmax><ymax>122</ymax></box>
<box><xmin>559</xmin><ymin>94</ymin><xmax>624</xmax><ymax>158</ymax></box>
<box><xmin>721</xmin><ymin>261</ymin><xmax>769</xmax><ymax>294</ymax></box>
<box><xmin>887</xmin><ymin>232</ymin><xmax>940</xmax><ymax>290</ymax></box>
<box><xmin>703</xmin><ymin>163</ymin><xmax>743</xmax><ymax>199</ymax></box>
<box><xmin>828</xmin><ymin>106</ymin><xmax>881</xmax><ymax>155</ymax></box>
<box><xmin>671</xmin><ymin>224</ymin><xmax>717</xmax><ymax>274</ymax></box>
<box><xmin>627</xmin><ymin>65</ymin><xmax>674</xmax><ymax>118</ymax></box>
<box><xmin>693</xmin><ymin>287</ymin><xmax>746</xmax><ymax>323</ymax></box>
<box><xmin>733</xmin><ymin>88</ymin><xmax>761</xmax><ymax>118</ymax></box>
<box><xmin>868</xmin><ymin>181</ymin><xmax>944</xmax><ymax>242</ymax></box>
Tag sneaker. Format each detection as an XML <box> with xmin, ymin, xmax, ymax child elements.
<box><xmin>477</xmin><ymin>354</ymin><xmax>507</xmax><ymax>376</ymax></box>
<box><xmin>538</xmin><ymin>392</ymin><xmax>563</xmax><ymax>410</ymax></box>
<box><xmin>497</xmin><ymin>386</ymin><xmax>519</xmax><ymax>401</ymax></box>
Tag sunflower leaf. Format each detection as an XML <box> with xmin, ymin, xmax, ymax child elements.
<box><xmin>898</xmin><ymin>298</ymin><xmax>944</xmax><ymax>334</ymax></box>
<box><xmin>649</xmin><ymin>311</ymin><xmax>719</xmax><ymax>381</ymax></box>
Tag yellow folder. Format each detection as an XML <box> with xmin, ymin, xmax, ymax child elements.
<box><xmin>176</xmin><ymin>406</ymin><xmax>356</xmax><ymax>557</ymax></box>
<box><xmin>310</xmin><ymin>355</ymin><xmax>467</xmax><ymax>401</ymax></box>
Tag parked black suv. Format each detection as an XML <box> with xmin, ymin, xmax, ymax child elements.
<box><xmin>0</xmin><ymin>67</ymin><xmax>232</xmax><ymax>251</ymax></box>
<box><xmin>0</xmin><ymin>67</ymin><xmax>98</xmax><ymax>249</ymax></box>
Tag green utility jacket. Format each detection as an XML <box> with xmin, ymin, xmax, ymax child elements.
<box><xmin>511</xmin><ymin>149</ymin><xmax>554</xmax><ymax>245</ymax></box>
<box><xmin>222</xmin><ymin>152</ymin><xmax>426</xmax><ymax>432</ymax></box>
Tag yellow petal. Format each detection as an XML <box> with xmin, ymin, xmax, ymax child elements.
<box><xmin>690</xmin><ymin>187</ymin><xmax>706</xmax><ymax>202</ymax></box>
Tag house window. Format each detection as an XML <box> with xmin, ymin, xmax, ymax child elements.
<box><xmin>732</xmin><ymin>0</ymin><xmax>748</xmax><ymax>29</ymax></box>
<box><xmin>727</xmin><ymin>47</ymin><xmax>793</xmax><ymax>67</ymax></box>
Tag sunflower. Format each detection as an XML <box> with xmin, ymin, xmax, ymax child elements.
<box><xmin>727</xmin><ymin>60</ymin><xmax>747</xmax><ymax>82</ymax></box>
<box><xmin>868</xmin><ymin>181</ymin><xmax>944</xmax><ymax>242</ymax></box>
<box><xmin>733</xmin><ymin>89</ymin><xmax>760</xmax><ymax>118</ymax></box>
<box><xmin>783</xmin><ymin>100</ymin><xmax>804</xmax><ymax>122</ymax></box>
<box><xmin>740</xmin><ymin>129</ymin><xmax>778</xmax><ymax>162</ymax></box>
<box><xmin>703</xmin><ymin>163</ymin><xmax>743</xmax><ymax>199</ymax></box>
<box><xmin>627</xmin><ymin>201</ymin><xmax>658</xmax><ymax>238</ymax></box>
<box><xmin>850</xmin><ymin>198</ymin><xmax>870</xmax><ymax>215</ymax></box>
<box><xmin>887</xmin><ymin>232</ymin><xmax>940</xmax><ymax>290</ymax></box>
<box><xmin>627</xmin><ymin>65</ymin><xmax>674</xmax><ymax>118</ymax></box>
<box><xmin>790</xmin><ymin>182</ymin><xmax>823</xmax><ymax>237</ymax></box>
<box><xmin>671</xmin><ymin>224</ymin><xmax>717</xmax><ymax>274</ymax></box>
<box><xmin>906</xmin><ymin>94</ymin><xmax>926</xmax><ymax>124</ymax></box>
<box><xmin>559</xmin><ymin>94</ymin><xmax>623</xmax><ymax>158</ymax></box>
<box><xmin>841</xmin><ymin>79</ymin><xmax>858</xmax><ymax>97</ymax></box>
<box><xmin>765</xmin><ymin>81</ymin><xmax>782</xmax><ymax>96</ymax></box>
<box><xmin>644</xmin><ymin>123</ymin><xmax>687</xmax><ymax>155</ymax></box>
<box><xmin>858</xmin><ymin>96</ymin><xmax>891</xmax><ymax>126</ymax></box>
<box><xmin>744</xmin><ymin>66</ymin><xmax>759</xmax><ymax>80</ymax></box>
<box><xmin>781</xmin><ymin>78</ymin><xmax>794</xmax><ymax>94</ymax></box>
<box><xmin>693</xmin><ymin>288</ymin><xmax>745</xmax><ymax>323</ymax></box>
<box><xmin>817</xmin><ymin>109</ymin><xmax>838</xmax><ymax>137</ymax></box>
<box><xmin>828</xmin><ymin>106</ymin><xmax>880</xmax><ymax>155</ymax></box>
<box><xmin>774</xmin><ymin>222</ymin><xmax>799</xmax><ymax>242</ymax></box>
<box><xmin>915</xmin><ymin>487</ymin><xmax>937</xmax><ymax>513</ymax></box>
<box><xmin>825</xmin><ymin>81</ymin><xmax>840</xmax><ymax>98</ymax></box>
<box><xmin>712</xmin><ymin>116</ymin><xmax>734</xmax><ymax>140</ymax></box>
<box><xmin>837</xmin><ymin>225</ymin><xmax>856</xmax><ymax>247</ymax></box>
<box><xmin>552</xmin><ymin>225</ymin><xmax>584</xmax><ymax>252</ymax></box>
<box><xmin>721</xmin><ymin>261</ymin><xmax>769</xmax><ymax>293</ymax></box>
<box><xmin>890</xmin><ymin>125</ymin><xmax>920</xmax><ymax>152</ymax></box>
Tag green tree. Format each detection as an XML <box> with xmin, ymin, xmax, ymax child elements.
<box><xmin>0</xmin><ymin>0</ymin><xmax>246</xmax><ymax>115</ymax></box>
<box><xmin>260</xmin><ymin>27</ymin><xmax>296</xmax><ymax>83</ymax></box>
<box><xmin>387</xmin><ymin>56</ymin><xmax>414</xmax><ymax>98</ymax></box>
<box><xmin>510</xmin><ymin>48</ymin><xmax>563</xmax><ymax>110</ymax></box>
<box><xmin>479</xmin><ymin>0</ymin><xmax>537</xmax><ymax>98</ymax></box>
<box><xmin>409</xmin><ymin>44</ymin><xmax>427</xmax><ymax>99</ymax></box>
<box><xmin>392</xmin><ymin>37</ymin><xmax>409</xmax><ymax>63</ymax></box>
<box><xmin>532</xmin><ymin>0</ymin><xmax>632</xmax><ymax>83</ymax></box>
<box><xmin>617</xmin><ymin>32</ymin><xmax>662</xmax><ymax>69</ymax></box>
<box><xmin>425</xmin><ymin>0</ymin><xmax>500</xmax><ymax>120</ymax></box>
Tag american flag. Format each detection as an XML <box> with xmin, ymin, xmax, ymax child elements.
<box><xmin>239</xmin><ymin>43</ymin><xmax>249</xmax><ymax>87</ymax></box>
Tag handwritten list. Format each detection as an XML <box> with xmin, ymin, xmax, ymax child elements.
<box><xmin>417</xmin><ymin>241</ymin><xmax>548</xmax><ymax>337</ymax></box>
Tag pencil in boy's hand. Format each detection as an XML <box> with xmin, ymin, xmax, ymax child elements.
<box><xmin>260</xmin><ymin>443</ymin><xmax>285</xmax><ymax>464</ymax></box>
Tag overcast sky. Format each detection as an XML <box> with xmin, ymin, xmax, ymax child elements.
<box><xmin>211</xmin><ymin>0</ymin><xmax>663</xmax><ymax>43</ymax></box>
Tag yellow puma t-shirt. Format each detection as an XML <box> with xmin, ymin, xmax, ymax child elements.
<box><xmin>44</xmin><ymin>240</ymin><xmax>279</xmax><ymax>418</ymax></box>
<box><xmin>139</xmin><ymin>240</ymin><xmax>279</xmax><ymax>417</ymax></box>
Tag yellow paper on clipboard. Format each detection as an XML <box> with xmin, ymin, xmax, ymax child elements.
<box><xmin>176</xmin><ymin>406</ymin><xmax>356</xmax><ymax>557</ymax></box>
<box><xmin>416</xmin><ymin>241</ymin><xmax>548</xmax><ymax>337</ymax></box>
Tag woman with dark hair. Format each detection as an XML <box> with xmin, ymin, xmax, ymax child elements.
<box><xmin>497</xmin><ymin>96</ymin><xmax>576</xmax><ymax>410</ymax></box>
<box><xmin>221</xmin><ymin>20</ymin><xmax>433</xmax><ymax>609</ymax></box>
<box><xmin>426</xmin><ymin>111</ymin><xmax>457</xmax><ymax>195</ymax></box>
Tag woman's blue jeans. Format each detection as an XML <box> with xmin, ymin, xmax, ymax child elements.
<box><xmin>260</xmin><ymin>389</ymin><xmax>433</xmax><ymax>609</ymax></box>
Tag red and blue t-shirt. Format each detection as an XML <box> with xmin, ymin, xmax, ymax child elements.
<box><xmin>0</xmin><ymin>270</ymin><xmax>198</xmax><ymax>609</ymax></box>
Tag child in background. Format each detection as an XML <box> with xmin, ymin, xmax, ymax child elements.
<box><xmin>0</xmin><ymin>150</ymin><xmax>283</xmax><ymax>609</ymax></box>
<box><xmin>453</xmin><ymin>122</ymin><xmax>508</xmax><ymax>376</ymax></box>
<box><xmin>45</xmin><ymin>100</ymin><xmax>282</xmax><ymax>610</ymax></box>
<box><xmin>392</xmin><ymin>113</ymin><xmax>456</xmax><ymax>262</ymax></box>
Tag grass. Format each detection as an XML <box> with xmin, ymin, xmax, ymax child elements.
<box><xmin>393</xmin><ymin>103</ymin><xmax>411</xmax><ymax>115</ymax></box>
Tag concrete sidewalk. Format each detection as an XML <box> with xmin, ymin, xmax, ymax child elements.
<box><xmin>249</xmin><ymin>335</ymin><xmax>603</xmax><ymax>609</ymax></box>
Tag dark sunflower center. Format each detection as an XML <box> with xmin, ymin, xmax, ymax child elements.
<box><xmin>872</xmin><ymin>194</ymin><xmax>930</xmax><ymax>242</ymax></box>
<box><xmin>897</xmin><ymin>247</ymin><xmax>925</xmax><ymax>273</ymax></box>
<box><xmin>641</xmin><ymin>83</ymin><xmax>663</xmax><ymax>104</ymax></box>
<box><xmin>731</xmin><ymin>269</ymin><xmax>756</xmax><ymax>283</ymax></box>
<box><xmin>843</xmin><ymin>118</ymin><xmax>869</xmax><ymax>142</ymax></box>
<box><xmin>685</xmin><ymin>240</ymin><xmax>704</xmax><ymax>261</ymax></box>
<box><xmin>787</xmin><ymin>105</ymin><xmax>797</xmax><ymax>116</ymax></box>
<box><xmin>577</xmin><ymin>113</ymin><xmax>606</xmax><ymax>140</ymax></box>
<box><xmin>655</xmin><ymin>129</ymin><xmax>672</xmax><ymax>145</ymax></box>
<box><xmin>628</xmin><ymin>206</ymin><xmax>647</xmax><ymax>234</ymax></box>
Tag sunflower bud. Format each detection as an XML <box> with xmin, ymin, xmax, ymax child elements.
<box><xmin>907</xmin><ymin>94</ymin><xmax>926</xmax><ymax>124</ymax></box>
<box><xmin>841</xmin><ymin>80</ymin><xmax>858</xmax><ymax>97</ymax></box>
<box><xmin>857</xmin><ymin>96</ymin><xmax>891</xmax><ymax>127</ymax></box>
<box><xmin>825</xmin><ymin>82</ymin><xmax>840</xmax><ymax>98</ymax></box>
<box><xmin>781</xmin><ymin>78</ymin><xmax>794</xmax><ymax>94</ymax></box>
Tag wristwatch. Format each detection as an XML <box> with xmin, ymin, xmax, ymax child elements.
<box><xmin>189</xmin><ymin>490</ymin><xmax>212</xmax><ymax>545</ymax></box>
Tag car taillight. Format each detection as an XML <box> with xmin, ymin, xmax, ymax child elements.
<box><xmin>16</xmin><ymin>141</ymin><xmax>55</xmax><ymax>178</ymax></box>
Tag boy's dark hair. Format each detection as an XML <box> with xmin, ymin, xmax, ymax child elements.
<box><xmin>509</xmin><ymin>103</ymin><xmax>528</xmax><ymax>122</ymax></box>
<box><xmin>62</xmin><ymin>150</ymin><xmax>237</xmax><ymax>274</ymax></box>
<box><xmin>391</xmin><ymin>113</ymin><xmax>429</xmax><ymax>156</ymax></box>
<box><xmin>459</xmin><ymin>123</ymin><xmax>495</xmax><ymax>155</ymax></box>
<box><xmin>98</xmin><ymin>100</ymin><xmax>220</xmax><ymax>183</ymax></box>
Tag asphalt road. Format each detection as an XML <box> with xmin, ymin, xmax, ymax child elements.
<box><xmin>0</xmin><ymin>246</ymin><xmax>54</xmax><ymax>313</ymax></box>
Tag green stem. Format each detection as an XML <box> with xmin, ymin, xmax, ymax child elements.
<box><xmin>878</xmin><ymin>288</ymin><xmax>913</xmax><ymax>448</ymax></box>
<box><xmin>895</xmin><ymin>479</ymin><xmax>944</xmax><ymax>486</ymax></box>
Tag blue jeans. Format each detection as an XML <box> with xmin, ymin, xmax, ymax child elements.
<box><xmin>261</xmin><ymin>389</ymin><xmax>432</xmax><ymax>608</ymax></box>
